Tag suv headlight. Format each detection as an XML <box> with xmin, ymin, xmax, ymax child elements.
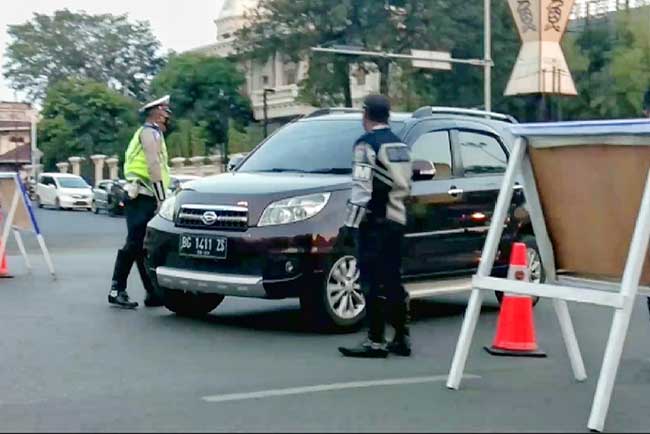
<box><xmin>259</xmin><ymin>193</ymin><xmax>331</xmax><ymax>227</ymax></box>
<box><xmin>158</xmin><ymin>196</ymin><xmax>177</xmax><ymax>221</ymax></box>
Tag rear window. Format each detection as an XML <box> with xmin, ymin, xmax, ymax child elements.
<box><xmin>237</xmin><ymin>120</ymin><xmax>404</xmax><ymax>175</ymax></box>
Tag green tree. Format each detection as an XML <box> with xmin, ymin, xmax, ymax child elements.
<box><xmin>150</xmin><ymin>53</ymin><xmax>252</xmax><ymax>153</ymax></box>
<box><xmin>166</xmin><ymin>119</ymin><xmax>208</xmax><ymax>158</ymax></box>
<box><xmin>227</xmin><ymin>121</ymin><xmax>264</xmax><ymax>155</ymax></box>
<box><xmin>3</xmin><ymin>9</ymin><xmax>164</xmax><ymax>101</ymax></box>
<box><xmin>404</xmin><ymin>1</ymin><xmax>524</xmax><ymax>115</ymax></box>
<box><xmin>562</xmin><ymin>7</ymin><xmax>650</xmax><ymax>119</ymax></box>
<box><xmin>38</xmin><ymin>79</ymin><xmax>138</xmax><ymax>171</ymax></box>
<box><xmin>236</xmin><ymin>0</ymin><xmax>442</xmax><ymax>106</ymax></box>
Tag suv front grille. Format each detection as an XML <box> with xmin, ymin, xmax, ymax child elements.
<box><xmin>176</xmin><ymin>204</ymin><xmax>248</xmax><ymax>231</ymax></box>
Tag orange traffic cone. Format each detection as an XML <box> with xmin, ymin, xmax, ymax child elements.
<box><xmin>485</xmin><ymin>242</ymin><xmax>545</xmax><ymax>357</ymax></box>
<box><xmin>0</xmin><ymin>240</ymin><xmax>12</xmax><ymax>279</ymax></box>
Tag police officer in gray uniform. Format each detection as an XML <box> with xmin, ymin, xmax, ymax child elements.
<box><xmin>339</xmin><ymin>95</ymin><xmax>413</xmax><ymax>358</ymax></box>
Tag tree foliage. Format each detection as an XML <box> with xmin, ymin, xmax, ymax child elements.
<box><xmin>3</xmin><ymin>9</ymin><xmax>165</xmax><ymax>101</ymax></box>
<box><xmin>150</xmin><ymin>53</ymin><xmax>252</xmax><ymax>154</ymax></box>
<box><xmin>38</xmin><ymin>79</ymin><xmax>138</xmax><ymax>171</ymax></box>
<box><xmin>166</xmin><ymin>119</ymin><xmax>208</xmax><ymax>158</ymax></box>
<box><xmin>235</xmin><ymin>0</ymin><xmax>443</xmax><ymax>106</ymax></box>
<box><xmin>563</xmin><ymin>9</ymin><xmax>650</xmax><ymax>119</ymax></box>
<box><xmin>235</xmin><ymin>1</ymin><xmax>650</xmax><ymax>121</ymax></box>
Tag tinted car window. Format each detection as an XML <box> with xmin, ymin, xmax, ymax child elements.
<box><xmin>237</xmin><ymin>120</ymin><xmax>403</xmax><ymax>174</ymax></box>
<box><xmin>410</xmin><ymin>130</ymin><xmax>453</xmax><ymax>180</ymax></box>
<box><xmin>458</xmin><ymin>131</ymin><xmax>507</xmax><ymax>176</ymax></box>
<box><xmin>57</xmin><ymin>177</ymin><xmax>89</xmax><ymax>188</ymax></box>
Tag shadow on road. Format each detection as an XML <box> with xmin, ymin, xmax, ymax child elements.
<box><xmin>153</xmin><ymin>298</ymin><xmax>486</xmax><ymax>335</ymax></box>
<box><xmin>410</xmin><ymin>299</ymin><xmax>498</xmax><ymax>322</ymax></box>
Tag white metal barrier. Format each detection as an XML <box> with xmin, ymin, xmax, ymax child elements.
<box><xmin>0</xmin><ymin>172</ymin><xmax>55</xmax><ymax>278</ymax></box>
<box><xmin>446</xmin><ymin>119</ymin><xmax>650</xmax><ymax>432</ymax></box>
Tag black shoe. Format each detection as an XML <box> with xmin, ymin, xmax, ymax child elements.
<box><xmin>108</xmin><ymin>290</ymin><xmax>139</xmax><ymax>309</ymax></box>
<box><xmin>339</xmin><ymin>339</ymin><xmax>388</xmax><ymax>358</ymax></box>
<box><xmin>144</xmin><ymin>292</ymin><xmax>164</xmax><ymax>308</ymax></box>
<box><xmin>387</xmin><ymin>334</ymin><xmax>412</xmax><ymax>357</ymax></box>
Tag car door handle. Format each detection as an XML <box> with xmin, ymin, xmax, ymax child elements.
<box><xmin>448</xmin><ymin>187</ymin><xmax>464</xmax><ymax>196</ymax></box>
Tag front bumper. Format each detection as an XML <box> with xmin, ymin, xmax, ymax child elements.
<box><xmin>144</xmin><ymin>214</ymin><xmax>341</xmax><ymax>299</ymax></box>
<box><xmin>60</xmin><ymin>197</ymin><xmax>92</xmax><ymax>208</ymax></box>
<box><xmin>156</xmin><ymin>267</ymin><xmax>267</xmax><ymax>298</ymax></box>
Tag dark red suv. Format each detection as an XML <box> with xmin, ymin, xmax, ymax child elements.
<box><xmin>144</xmin><ymin>107</ymin><xmax>541</xmax><ymax>329</ymax></box>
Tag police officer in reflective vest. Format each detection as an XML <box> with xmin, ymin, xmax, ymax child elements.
<box><xmin>339</xmin><ymin>95</ymin><xmax>413</xmax><ymax>358</ymax></box>
<box><xmin>108</xmin><ymin>96</ymin><xmax>172</xmax><ymax>309</ymax></box>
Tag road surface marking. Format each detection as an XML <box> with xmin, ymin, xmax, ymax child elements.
<box><xmin>202</xmin><ymin>374</ymin><xmax>480</xmax><ymax>403</ymax></box>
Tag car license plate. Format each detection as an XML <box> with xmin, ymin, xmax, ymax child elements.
<box><xmin>179</xmin><ymin>234</ymin><xmax>227</xmax><ymax>259</ymax></box>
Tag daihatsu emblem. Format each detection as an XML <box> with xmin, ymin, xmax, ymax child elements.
<box><xmin>201</xmin><ymin>211</ymin><xmax>218</xmax><ymax>225</ymax></box>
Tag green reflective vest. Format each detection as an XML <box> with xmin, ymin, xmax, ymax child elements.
<box><xmin>124</xmin><ymin>126</ymin><xmax>170</xmax><ymax>191</ymax></box>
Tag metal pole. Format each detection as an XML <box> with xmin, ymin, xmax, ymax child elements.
<box><xmin>447</xmin><ymin>137</ymin><xmax>526</xmax><ymax>390</ymax></box>
<box><xmin>484</xmin><ymin>0</ymin><xmax>492</xmax><ymax>113</ymax></box>
<box><xmin>30</xmin><ymin>112</ymin><xmax>37</xmax><ymax>180</ymax></box>
<box><xmin>588</xmin><ymin>170</ymin><xmax>650</xmax><ymax>432</ymax></box>
<box><xmin>263</xmin><ymin>91</ymin><xmax>269</xmax><ymax>138</ymax></box>
<box><xmin>310</xmin><ymin>47</ymin><xmax>486</xmax><ymax>67</ymax></box>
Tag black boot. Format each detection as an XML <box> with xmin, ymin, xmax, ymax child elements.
<box><xmin>108</xmin><ymin>287</ymin><xmax>139</xmax><ymax>309</ymax></box>
<box><xmin>387</xmin><ymin>331</ymin><xmax>412</xmax><ymax>357</ymax></box>
<box><xmin>339</xmin><ymin>297</ymin><xmax>387</xmax><ymax>358</ymax></box>
<box><xmin>339</xmin><ymin>338</ymin><xmax>388</xmax><ymax>358</ymax></box>
<box><xmin>388</xmin><ymin>297</ymin><xmax>412</xmax><ymax>356</ymax></box>
<box><xmin>109</xmin><ymin>249</ymin><xmax>138</xmax><ymax>309</ymax></box>
<box><xmin>136</xmin><ymin>254</ymin><xmax>163</xmax><ymax>308</ymax></box>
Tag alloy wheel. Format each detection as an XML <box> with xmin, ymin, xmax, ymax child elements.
<box><xmin>326</xmin><ymin>256</ymin><xmax>365</xmax><ymax>320</ymax></box>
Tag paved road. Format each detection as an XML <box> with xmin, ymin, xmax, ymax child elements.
<box><xmin>0</xmin><ymin>208</ymin><xmax>649</xmax><ymax>432</ymax></box>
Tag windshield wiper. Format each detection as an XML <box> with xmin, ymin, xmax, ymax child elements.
<box><xmin>253</xmin><ymin>168</ymin><xmax>351</xmax><ymax>174</ymax></box>
<box><xmin>305</xmin><ymin>168</ymin><xmax>351</xmax><ymax>174</ymax></box>
<box><xmin>254</xmin><ymin>168</ymin><xmax>307</xmax><ymax>173</ymax></box>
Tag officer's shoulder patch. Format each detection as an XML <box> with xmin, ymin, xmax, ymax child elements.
<box><xmin>354</xmin><ymin>141</ymin><xmax>376</xmax><ymax>164</ymax></box>
<box><xmin>354</xmin><ymin>144</ymin><xmax>367</xmax><ymax>162</ymax></box>
<box><xmin>143</xmin><ymin>125</ymin><xmax>161</xmax><ymax>140</ymax></box>
<box><xmin>384</xmin><ymin>144</ymin><xmax>410</xmax><ymax>162</ymax></box>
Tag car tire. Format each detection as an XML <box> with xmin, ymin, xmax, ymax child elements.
<box><xmin>162</xmin><ymin>288</ymin><xmax>224</xmax><ymax>317</ymax></box>
<box><xmin>55</xmin><ymin>198</ymin><xmax>63</xmax><ymax>210</ymax></box>
<box><xmin>91</xmin><ymin>201</ymin><xmax>99</xmax><ymax>214</ymax></box>
<box><xmin>495</xmin><ymin>234</ymin><xmax>543</xmax><ymax>307</ymax></box>
<box><xmin>300</xmin><ymin>254</ymin><xmax>366</xmax><ymax>332</ymax></box>
<box><xmin>36</xmin><ymin>196</ymin><xmax>43</xmax><ymax>209</ymax></box>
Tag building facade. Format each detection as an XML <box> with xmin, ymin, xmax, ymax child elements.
<box><xmin>191</xmin><ymin>0</ymin><xmax>380</xmax><ymax>123</ymax></box>
<box><xmin>0</xmin><ymin>102</ymin><xmax>36</xmax><ymax>174</ymax></box>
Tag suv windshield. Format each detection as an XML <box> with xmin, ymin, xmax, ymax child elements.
<box><xmin>237</xmin><ymin>119</ymin><xmax>403</xmax><ymax>174</ymax></box>
<box><xmin>57</xmin><ymin>177</ymin><xmax>89</xmax><ymax>189</ymax></box>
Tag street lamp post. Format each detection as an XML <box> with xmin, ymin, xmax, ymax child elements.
<box><xmin>311</xmin><ymin>0</ymin><xmax>494</xmax><ymax>114</ymax></box>
<box><xmin>263</xmin><ymin>88</ymin><xmax>276</xmax><ymax>138</ymax></box>
<box><xmin>484</xmin><ymin>0</ymin><xmax>492</xmax><ymax>113</ymax></box>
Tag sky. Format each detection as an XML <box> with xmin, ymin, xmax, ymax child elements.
<box><xmin>0</xmin><ymin>0</ymin><xmax>225</xmax><ymax>102</ymax></box>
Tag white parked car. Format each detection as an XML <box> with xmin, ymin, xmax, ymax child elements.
<box><xmin>35</xmin><ymin>173</ymin><xmax>93</xmax><ymax>211</ymax></box>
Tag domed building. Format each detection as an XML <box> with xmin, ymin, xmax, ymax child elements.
<box><xmin>191</xmin><ymin>0</ymin><xmax>379</xmax><ymax>124</ymax></box>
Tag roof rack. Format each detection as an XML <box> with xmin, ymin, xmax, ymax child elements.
<box><xmin>412</xmin><ymin>106</ymin><xmax>518</xmax><ymax>123</ymax></box>
<box><xmin>304</xmin><ymin>107</ymin><xmax>363</xmax><ymax>118</ymax></box>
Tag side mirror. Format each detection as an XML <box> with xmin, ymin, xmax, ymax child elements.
<box><xmin>412</xmin><ymin>160</ymin><xmax>436</xmax><ymax>181</ymax></box>
<box><xmin>228</xmin><ymin>156</ymin><xmax>244</xmax><ymax>172</ymax></box>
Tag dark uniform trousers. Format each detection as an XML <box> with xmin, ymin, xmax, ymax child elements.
<box><xmin>111</xmin><ymin>195</ymin><xmax>157</xmax><ymax>293</ymax></box>
<box><xmin>357</xmin><ymin>218</ymin><xmax>409</xmax><ymax>343</ymax></box>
